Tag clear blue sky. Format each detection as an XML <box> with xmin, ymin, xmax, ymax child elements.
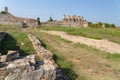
<box><xmin>0</xmin><ymin>0</ymin><xmax>120</xmax><ymax>26</ymax></box>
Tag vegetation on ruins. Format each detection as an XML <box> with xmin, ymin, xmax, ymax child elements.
<box><xmin>0</xmin><ymin>11</ymin><xmax>6</xmax><ymax>14</ymax></box>
<box><xmin>47</xmin><ymin>16</ymin><xmax>54</xmax><ymax>22</ymax></box>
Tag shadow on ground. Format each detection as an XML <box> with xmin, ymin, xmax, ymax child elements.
<box><xmin>53</xmin><ymin>54</ymin><xmax>78</xmax><ymax>80</ymax></box>
<box><xmin>0</xmin><ymin>33</ymin><xmax>28</xmax><ymax>56</ymax></box>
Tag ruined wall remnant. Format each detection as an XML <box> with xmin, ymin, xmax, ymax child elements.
<box><xmin>28</xmin><ymin>33</ymin><xmax>69</xmax><ymax>80</ymax></box>
<box><xmin>0</xmin><ymin>32</ymin><xmax>69</xmax><ymax>80</ymax></box>
<box><xmin>0</xmin><ymin>50</ymin><xmax>45</xmax><ymax>80</ymax></box>
<box><xmin>41</xmin><ymin>15</ymin><xmax>88</xmax><ymax>28</ymax></box>
<box><xmin>0</xmin><ymin>7</ymin><xmax>37</xmax><ymax>27</ymax></box>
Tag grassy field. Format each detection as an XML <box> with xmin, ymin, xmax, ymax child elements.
<box><xmin>30</xmin><ymin>29</ymin><xmax>120</xmax><ymax>80</ymax></box>
<box><xmin>39</xmin><ymin>26</ymin><xmax>120</xmax><ymax>44</ymax></box>
<box><xmin>0</xmin><ymin>24</ymin><xmax>36</xmax><ymax>56</ymax></box>
<box><xmin>1</xmin><ymin>24</ymin><xmax>120</xmax><ymax>80</ymax></box>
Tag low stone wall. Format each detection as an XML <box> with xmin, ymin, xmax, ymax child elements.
<box><xmin>0</xmin><ymin>33</ymin><xmax>68</xmax><ymax>80</ymax></box>
<box><xmin>28</xmin><ymin>33</ymin><xmax>69</xmax><ymax>80</ymax></box>
<box><xmin>41</xmin><ymin>21</ymin><xmax>88</xmax><ymax>27</ymax></box>
<box><xmin>0</xmin><ymin>50</ymin><xmax>57</xmax><ymax>80</ymax></box>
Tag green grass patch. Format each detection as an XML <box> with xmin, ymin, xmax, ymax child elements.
<box><xmin>105</xmin><ymin>53</ymin><xmax>120</xmax><ymax>61</ymax></box>
<box><xmin>0</xmin><ymin>32</ymin><xmax>36</xmax><ymax>56</ymax></box>
<box><xmin>0</xmin><ymin>24</ymin><xmax>36</xmax><ymax>56</ymax></box>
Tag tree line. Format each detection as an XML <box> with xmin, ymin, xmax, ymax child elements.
<box><xmin>88</xmin><ymin>22</ymin><xmax>117</xmax><ymax>28</ymax></box>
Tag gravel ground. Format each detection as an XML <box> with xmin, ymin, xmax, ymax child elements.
<box><xmin>41</xmin><ymin>30</ymin><xmax>120</xmax><ymax>54</ymax></box>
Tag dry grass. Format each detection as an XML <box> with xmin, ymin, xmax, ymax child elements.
<box><xmin>39</xmin><ymin>26</ymin><xmax>120</xmax><ymax>44</ymax></box>
<box><xmin>1</xmin><ymin>24</ymin><xmax>120</xmax><ymax>80</ymax></box>
<box><xmin>30</xmin><ymin>29</ymin><xmax>120</xmax><ymax>80</ymax></box>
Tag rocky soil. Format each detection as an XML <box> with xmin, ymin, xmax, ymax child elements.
<box><xmin>41</xmin><ymin>30</ymin><xmax>120</xmax><ymax>54</ymax></box>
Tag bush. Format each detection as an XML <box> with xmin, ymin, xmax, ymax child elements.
<box><xmin>47</xmin><ymin>16</ymin><xmax>54</xmax><ymax>22</ymax></box>
<box><xmin>22</xmin><ymin>22</ymin><xmax>28</xmax><ymax>28</ymax></box>
<box><xmin>0</xmin><ymin>11</ymin><xmax>6</xmax><ymax>14</ymax></box>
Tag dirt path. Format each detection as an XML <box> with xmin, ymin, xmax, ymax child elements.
<box><xmin>40</xmin><ymin>30</ymin><xmax>120</xmax><ymax>54</ymax></box>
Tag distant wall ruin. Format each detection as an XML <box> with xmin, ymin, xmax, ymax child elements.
<box><xmin>41</xmin><ymin>15</ymin><xmax>88</xmax><ymax>27</ymax></box>
<box><xmin>0</xmin><ymin>7</ymin><xmax>88</xmax><ymax>28</ymax></box>
<box><xmin>0</xmin><ymin>7</ymin><xmax>37</xmax><ymax>27</ymax></box>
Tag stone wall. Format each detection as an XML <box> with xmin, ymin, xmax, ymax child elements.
<box><xmin>28</xmin><ymin>33</ymin><xmax>69</xmax><ymax>80</ymax></box>
<box><xmin>0</xmin><ymin>32</ymin><xmax>69</xmax><ymax>80</ymax></box>
<box><xmin>0</xmin><ymin>7</ymin><xmax>37</xmax><ymax>27</ymax></box>
<box><xmin>41</xmin><ymin>15</ymin><xmax>88</xmax><ymax>28</ymax></box>
<box><xmin>0</xmin><ymin>51</ymin><xmax>47</xmax><ymax>80</ymax></box>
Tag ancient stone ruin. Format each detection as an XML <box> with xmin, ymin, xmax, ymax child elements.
<box><xmin>0</xmin><ymin>32</ymin><xmax>69</xmax><ymax>80</ymax></box>
<box><xmin>0</xmin><ymin>7</ymin><xmax>37</xmax><ymax>27</ymax></box>
<box><xmin>0</xmin><ymin>7</ymin><xmax>88</xmax><ymax>28</ymax></box>
<box><xmin>62</xmin><ymin>15</ymin><xmax>88</xmax><ymax>27</ymax></box>
<box><xmin>41</xmin><ymin>15</ymin><xmax>88</xmax><ymax>27</ymax></box>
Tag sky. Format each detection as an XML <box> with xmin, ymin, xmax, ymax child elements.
<box><xmin>0</xmin><ymin>0</ymin><xmax>120</xmax><ymax>26</ymax></box>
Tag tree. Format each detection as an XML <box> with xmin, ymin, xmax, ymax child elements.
<box><xmin>97</xmin><ymin>22</ymin><xmax>102</xmax><ymax>27</ymax></box>
<box><xmin>104</xmin><ymin>23</ymin><xmax>110</xmax><ymax>28</ymax></box>
<box><xmin>47</xmin><ymin>16</ymin><xmax>53</xmax><ymax>22</ymax></box>
<box><xmin>0</xmin><ymin>11</ymin><xmax>6</xmax><ymax>14</ymax></box>
<box><xmin>88</xmin><ymin>22</ymin><xmax>93</xmax><ymax>27</ymax></box>
<box><xmin>37</xmin><ymin>17</ymin><xmax>41</xmax><ymax>25</ymax></box>
<box><xmin>110</xmin><ymin>24</ymin><xmax>116</xmax><ymax>28</ymax></box>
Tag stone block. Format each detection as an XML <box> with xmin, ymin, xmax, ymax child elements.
<box><xmin>26</xmin><ymin>55</ymin><xmax>36</xmax><ymax>65</ymax></box>
<box><xmin>6</xmin><ymin>50</ymin><xmax>20</xmax><ymax>61</ymax></box>
<box><xmin>22</xmin><ymin>69</ymin><xmax>44</xmax><ymax>80</ymax></box>
<box><xmin>0</xmin><ymin>55</ymin><xmax>7</xmax><ymax>62</ymax></box>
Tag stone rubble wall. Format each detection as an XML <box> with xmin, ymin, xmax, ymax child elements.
<box><xmin>0</xmin><ymin>50</ymin><xmax>45</xmax><ymax>80</ymax></box>
<box><xmin>0</xmin><ymin>50</ymin><xmax>57</xmax><ymax>80</ymax></box>
<box><xmin>0</xmin><ymin>32</ymin><xmax>69</xmax><ymax>80</ymax></box>
<box><xmin>28</xmin><ymin>33</ymin><xmax>69</xmax><ymax>80</ymax></box>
